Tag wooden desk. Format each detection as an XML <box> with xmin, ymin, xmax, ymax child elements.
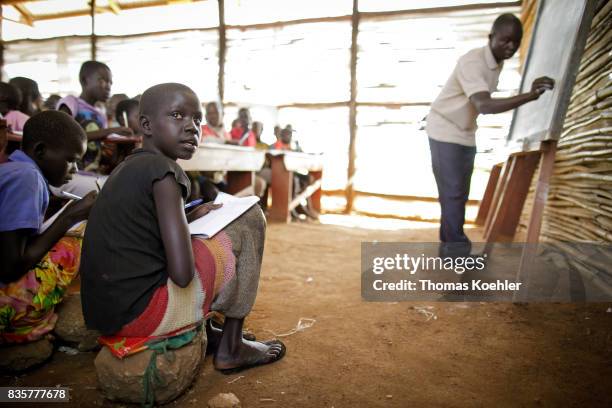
<box><xmin>268</xmin><ymin>150</ymin><xmax>324</xmax><ymax>223</ymax></box>
<box><xmin>105</xmin><ymin>134</ymin><xmax>141</xmax><ymax>144</ymax></box>
<box><xmin>177</xmin><ymin>143</ymin><xmax>266</xmax><ymax>195</ymax></box>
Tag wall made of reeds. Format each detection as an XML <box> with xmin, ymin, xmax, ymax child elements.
<box><xmin>519</xmin><ymin>0</ymin><xmax>538</xmax><ymax>67</ymax></box>
<box><xmin>518</xmin><ymin>1</ymin><xmax>612</xmax><ymax>243</ymax></box>
<box><xmin>541</xmin><ymin>0</ymin><xmax>612</xmax><ymax>244</ymax></box>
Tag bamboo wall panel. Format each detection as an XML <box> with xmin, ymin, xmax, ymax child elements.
<box><xmin>540</xmin><ymin>0</ymin><xmax>612</xmax><ymax>246</ymax></box>
<box><xmin>519</xmin><ymin>0</ymin><xmax>538</xmax><ymax>68</ymax></box>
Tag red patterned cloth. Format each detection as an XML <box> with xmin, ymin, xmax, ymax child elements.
<box><xmin>98</xmin><ymin>233</ymin><xmax>235</xmax><ymax>357</ymax></box>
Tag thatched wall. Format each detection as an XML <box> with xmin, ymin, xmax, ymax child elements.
<box><xmin>519</xmin><ymin>0</ymin><xmax>538</xmax><ymax>67</ymax></box>
<box><xmin>541</xmin><ymin>1</ymin><xmax>612</xmax><ymax>244</ymax></box>
<box><xmin>518</xmin><ymin>1</ymin><xmax>612</xmax><ymax>248</ymax></box>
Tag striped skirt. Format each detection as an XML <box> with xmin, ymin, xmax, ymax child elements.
<box><xmin>115</xmin><ymin>233</ymin><xmax>236</xmax><ymax>337</ymax></box>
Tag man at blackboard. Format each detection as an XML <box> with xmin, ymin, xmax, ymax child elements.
<box><xmin>426</xmin><ymin>13</ymin><xmax>554</xmax><ymax>257</ymax></box>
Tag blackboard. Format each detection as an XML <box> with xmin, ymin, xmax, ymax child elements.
<box><xmin>507</xmin><ymin>0</ymin><xmax>596</xmax><ymax>150</ymax></box>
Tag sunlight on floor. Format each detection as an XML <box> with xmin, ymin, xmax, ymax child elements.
<box><xmin>319</xmin><ymin>213</ymin><xmax>438</xmax><ymax>230</ymax></box>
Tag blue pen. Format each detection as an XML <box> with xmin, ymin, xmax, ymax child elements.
<box><xmin>184</xmin><ymin>198</ymin><xmax>204</xmax><ymax>210</ymax></box>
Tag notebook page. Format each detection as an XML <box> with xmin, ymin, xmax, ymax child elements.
<box><xmin>39</xmin><ymin>201</ymin><xmax>85</xmax><ymax>234</ymax></box>
<box><xmin>188</xmin><ymin>192</ymin><xmax>259</xmax><ymax>238</ymax></box>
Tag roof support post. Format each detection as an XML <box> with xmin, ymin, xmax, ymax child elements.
<box><xmin>346</xmin><ymin>0</ymin><xmax>359</xmax><ymax>213</ymax></box>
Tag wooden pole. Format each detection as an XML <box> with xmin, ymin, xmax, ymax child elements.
<box><xmin>514</xmin><ymin>140</ymin><xmax>558</xmax><ymax>301</ymax></box>
<box><xmin>345</xmin><ymin>0</ymin><xmax>359</xmax><ymax>213</ymax></box>
<box><xmin>90</xmin><ymin>0</ymin><xmax>97</xmax><ymax>61</ymax></box>
<box><xmin>475</xmin><ymin>162</ymin><xmax>503</xmax><ymax>226</ymax></box>
<box><xmin>217</xmin><ymin>0</ymin><xmax>226</xmax><ymax>104</ymax></box>
<box><xmin>525</xmin><ymin>141</ymin><xmax>558</xmax><ymax>244</ymax></box>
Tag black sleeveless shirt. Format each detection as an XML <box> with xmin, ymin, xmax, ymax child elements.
<box><xmin>81</xmin><ymin>149</ymin><xmax>190</xmax><ymax>335</ymax></box>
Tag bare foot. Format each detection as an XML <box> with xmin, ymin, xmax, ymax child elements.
<box><xmin>214</xmin><ymin>338</ymin><xmax>285</xmax><ymax>374</ymax></box>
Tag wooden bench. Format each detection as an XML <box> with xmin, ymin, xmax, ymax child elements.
<box><xmin>177</xmin><ymin>143</ymin><xmax>266</xmax><ymax>195</ymax></box>
<box><xmin>267</xmin><ymin>150</ymin><xmax>324</xmax><ymax>223</ymax></box>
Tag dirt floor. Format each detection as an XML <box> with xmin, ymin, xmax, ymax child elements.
<box><xmin>2</xmin><ymin>215</ymin><xmax>611</xmax><ymax>407</ymax></box>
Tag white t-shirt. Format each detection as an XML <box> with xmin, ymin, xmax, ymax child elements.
<box><xmin>426</xmin><ymin>45</ymin><xmax>502</xmax><ymax>147</ymax></box>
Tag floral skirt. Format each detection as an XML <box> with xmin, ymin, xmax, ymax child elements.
<box><xmin>0</xmin><ymin>237</ymin><xmax>82</xmax><ymax>344</ymax></box>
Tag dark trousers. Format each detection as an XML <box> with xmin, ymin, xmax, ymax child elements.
<box><xmin>428</xmin><ymin>138</ymin><xmax>476</xmax><ymax>256</ymax></box>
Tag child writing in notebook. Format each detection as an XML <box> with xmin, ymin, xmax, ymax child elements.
<box><xmin>80</xmin><ymin>83</ymin><xmax>285</xmax><ymax>373</ymax></box>
<box><xmin>0</xmin><ymin>110</ymin><xmax>97</xmax><ymax>343</ymax></box>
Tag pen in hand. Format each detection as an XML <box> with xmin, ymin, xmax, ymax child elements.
<box><xmin>184</xmin><ymin>198</ymin><xmax>204</xmax><ymax>210</ymax></box>
<box><xmin>60</xmin><ymin>191</ymin><xmax>83</xmax><ymax>200</ymax></box>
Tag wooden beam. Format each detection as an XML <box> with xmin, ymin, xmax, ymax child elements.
<box><xmin>323</xmin><ymin>189</ymin><xmax>480</xmax><ymax>205</ymax></box>
<box><xmin>226</xmin><ymin>15</ymin><xmax>350</xmax><ymax>31</ymax></box>
<box><xmin>4</xmin><ymin>1</ymin><xmax>519</xmax><ymax>26</ymax></box>
<box><xmin>346</xmin><ymin>0</ymin><xmax>359</xmax><ymax>213</ymax></box>
<box><xmin>218</xmin><ymin>0</ymin><xmax>226</xmax><ymax>103</ymax></box>
<box><xmin>223</xmin><ymin>1</ymin><xmax>519</xmax><ymax>31</ymax></box>
<box><xmin>289</xmin><ymin>179</ymin><xmax>322</xmax><ymax>212</ymax></box>
<box><xmin>309</xmin><ymin>171</ymin><xmax>323</xmax><ymax>213</ymax></box>
<box><xmin>514</xmin><ymin>140</ymin><xmax>558</xmax><ymax>301</ymax></box>
<box><xmin>90</xmin><ymin>0</ymin><xmax>97</xmax><ymax>61</ymax></box>
<box><xmin>2</xmin><ymin>27</ymin><xmax>217</xmax><ymax>45</ymax></box>
<box><xmin>483</xmin><ymin>151</ymin><xmax>541</xmax><ymax>251</ymax></box>
<box><xmin>357</xmin><ymin>101</ymin><xmax>431</xmax><ymax>108</ymax></box>
<box><xmin>523</xmin><ymin>141</ymin><xmax>557</xmax><ymax>244</ymax></box>
<box><xmin>107</xmin><ymin>0</ymin><xmax>121</xmax><ymax>15</ymax></box>
<box><xmin>276</xmin><ymin>101</ymin><xmax>349</xmax><ymax>109</ymax></box>
<box><xmin>269</xmin><ymin>155</ymin><xmax>293</xmax><ymax>223</ymax></box>
<box><xmin>226</xmin><ymin>171</ymin><xmax>254</xmax><ymax>195</ymax></box>
<box><xmin>13</xmin><ymin>0</ymin><xmax>207</xmax><ymax>22</ymax></box>
<box><xmin>275</xmin><ymin>101</ymin><xmax>431</xmax><ymax>109</ymax></box>
<box><xmin>360</xmin><ymin>1</ymin><xmax>521</xmax><ymax>21</ymax></box>
<box><xmin>1</xmin><ymin>1</ymin><xmax>45</xmax><ymax>5</ymax></box>
<box><xmin>13</xmin><ymin>4</ymin><xmax>34</xmax><ymax>26</ymax></box>
<box><xmin>475</xmin><ymin>163</ymin><xmax>503</xmax><ymax>226</ymax></box>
